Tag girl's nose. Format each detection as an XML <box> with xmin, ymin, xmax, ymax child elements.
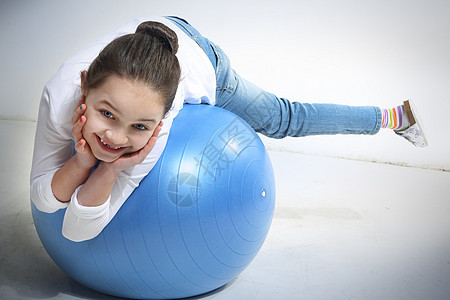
<box><xmin>105</xmin><ymin>129</ymin><xmax>128</xmax><ymax>146</ymax></box>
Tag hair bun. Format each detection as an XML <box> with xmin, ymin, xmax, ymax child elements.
<box><xmin>136</xmin><ymin>21</ymin><xmax>179</xmax><ymax>54</ymax></box>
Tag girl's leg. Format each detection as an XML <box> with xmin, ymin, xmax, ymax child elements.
<box><xmin>214</xmin><ymin>53</ymin><xmax>426</xmax><ymax>146</ymax></box>
<box><xmin>212</xmin><ymin>49</ymin><xmax>381</xmax><ymax>138</ymax></box>
<box><xmin>166</xmin><ymin>16</ymin><xmax>380</xmax><ymax>139</ymax></box>
<box><xmin>212</xmin><ymin>42</ymin><xmax>381</xmax><ymax>139</ymax></box>
<box><xmin>166</xmin><ymin>16</ymin><xmax>426</xmax><ymax>145</ymax></box>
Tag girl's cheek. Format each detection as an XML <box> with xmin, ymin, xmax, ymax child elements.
<box><xmin>84</xmin><ymin>114</ymin><xmax>102</xmax><ymax>131</ymax></box>
<box><xmin>131</xmin><ymin>136</ymin><xmax>151</xmax><ymax>151</ymax></box>
<box><xmin>82</xmin><ymin>116</ymin><xmax>101</xmax><ymax>140</ymax></box>
<box><xmin>82</xmin><ymin>117</ymin><xmax>92</xmax><ymax>135</ymax></box>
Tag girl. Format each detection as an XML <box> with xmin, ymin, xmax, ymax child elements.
<box><xmin>30</xmin><ymin>16</ymin><xmax>426</xmax><ymax>242</ymax></box>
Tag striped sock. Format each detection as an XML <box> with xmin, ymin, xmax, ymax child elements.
<box><xmin>381</xmin><ymin>105</ymin><xmax>410</xmax><ymax>130</ymax></box>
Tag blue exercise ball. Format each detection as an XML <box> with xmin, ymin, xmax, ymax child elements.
<box><xmin>31</xmin><ymin>104</ymin><xmax>276</xmax><ymax>299</ymax></box>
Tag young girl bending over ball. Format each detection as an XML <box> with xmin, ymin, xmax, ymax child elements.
<box><xmin>31</xmin><ymin>16</ymin><xmax>427</xmax><ymax>242</ymax></box>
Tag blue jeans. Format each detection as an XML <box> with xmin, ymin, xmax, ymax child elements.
<box><xmin>166</xmin><ymin>16</ymin><xmax>382</xmax><ymax>139</ymax></box>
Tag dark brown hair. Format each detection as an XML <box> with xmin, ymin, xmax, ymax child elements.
<box><xmin>84</xmin><ymin>21</ymin><xmax>181</xmax><ymax>116</ymax></box>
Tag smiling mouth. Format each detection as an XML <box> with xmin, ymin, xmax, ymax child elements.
<box><xmin>96</xmin><ymin>135</ymin><xmax>124</xmax><ymax>152</ymax></box>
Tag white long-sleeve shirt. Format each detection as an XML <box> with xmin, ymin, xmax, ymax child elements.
<box><xmin>30</xmin><ymin>16</ymin><xmax>216</xmax><ymax>242</ymax></box>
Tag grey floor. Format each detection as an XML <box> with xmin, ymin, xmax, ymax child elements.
<box><xmin>1</xmin><ymin>119</ymin><xmax>450</xmax><ymax>300</ymax></box>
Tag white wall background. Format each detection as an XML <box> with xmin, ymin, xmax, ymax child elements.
<box><xmin>1</xmin><ymin>0</ymin><xmax>449</xmax><ymax>170</ymax></box>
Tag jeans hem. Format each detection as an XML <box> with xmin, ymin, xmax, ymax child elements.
<box><xmin>370</xmin><ymin>106</ymin><xmax>382</xmax><ymax>135</ymax></box>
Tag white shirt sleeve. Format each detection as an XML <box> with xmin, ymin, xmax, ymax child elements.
<box><xmin>30</xmin><ymin>85</ymin><xmax>73</xmax><ymax>213</ymax></box>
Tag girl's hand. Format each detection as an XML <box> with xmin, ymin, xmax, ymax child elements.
<box><xmin>71</xmin><ymin>95</ymin><xmax>97</xmax><ymax>169</ymax></box>
<box><xmin>102</xmin><ymin>121</ymin><xmax>164</xmax><ymax>174</ymax></box>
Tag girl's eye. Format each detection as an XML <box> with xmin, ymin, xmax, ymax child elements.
<box><xmin>102</xmin><ymin>110</ymin><xmax>114</xmax><ymax>119</ymax></box>
<box><xmin>133</xmin><ymin>124</ymin><xmax>148</xmax><ymax>131</ymax></box>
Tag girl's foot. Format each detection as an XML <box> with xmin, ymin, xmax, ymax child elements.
<box><xmin>381</xmin><ymin>100</ymin><xmax>428</xmax><ymax>147</ymax></box>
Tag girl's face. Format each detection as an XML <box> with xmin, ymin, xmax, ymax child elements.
<box><xmin>82</xmin><ymin>75</ymin><xmax>165</xmax><ymax>163</ymax></box>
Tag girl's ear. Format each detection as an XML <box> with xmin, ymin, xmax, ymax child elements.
<box><xmin>80</xmin><ymin>71</ymin><xmax>88</xmax><ymax>96</ymax></box>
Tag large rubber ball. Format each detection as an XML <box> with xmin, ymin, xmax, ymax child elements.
<box><xmin>31</xmin><ymin>104</ymin><xmax>276</xmax><ymax>299</ymax></box>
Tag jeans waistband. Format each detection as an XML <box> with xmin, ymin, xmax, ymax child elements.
<box><xmin>165</xmin><ymin>16</ymin><xmax>217</xmax><ymax>71</ymax></box>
